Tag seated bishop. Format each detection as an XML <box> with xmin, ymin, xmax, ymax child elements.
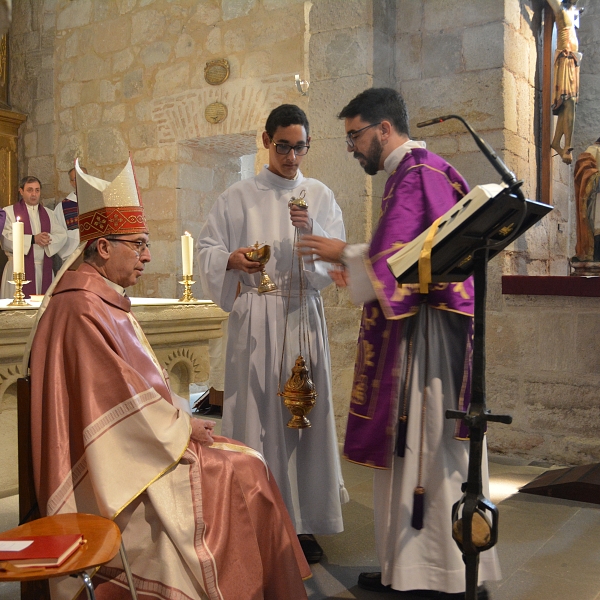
<box><xmin>27</xmin><ymin>158</ymin><xmax>310</xmax><ymax>600</ymax></box>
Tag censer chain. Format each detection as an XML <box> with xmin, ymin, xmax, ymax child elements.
<box><xmin>277</xmin><ymin>226</ymin><xmax>313</xmax><ymax>395</ymax></box>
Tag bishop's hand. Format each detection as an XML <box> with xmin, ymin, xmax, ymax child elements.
<box><xmin>191</xmin><ymin>418</ymin><xmax>216</xmax><ymax>446</ymax></box>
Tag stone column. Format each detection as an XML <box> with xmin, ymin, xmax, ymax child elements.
<box><xmin>304</xmin><ymin>0</ymin><xmax>397</xmax><ymax>437</ymax></box>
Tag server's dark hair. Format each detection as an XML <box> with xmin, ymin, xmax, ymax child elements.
<box><xmin>265</xmin><ymin>104</ymin><xmax>310</xmax><ymax>138</ymax></box>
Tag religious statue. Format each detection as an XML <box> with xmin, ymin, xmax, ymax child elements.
<box><xmin>548</xmin><ymin>0</ymin><xmax>583</xmax><ymax>165</ymax></box>
<box><xmin>572</xmin><ymin>138</ymin><xmax>600</xmax><ymax>268</ymax></box>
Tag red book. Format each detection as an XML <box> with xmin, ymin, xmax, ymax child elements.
<box><xmin>0</xmin><ymin>534</ymin><xmax>84</xmax><ymax>568</ymax></box>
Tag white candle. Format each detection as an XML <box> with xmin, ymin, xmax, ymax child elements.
<box><xmin>181</xmin><ymin>231</ymin><xmax>193</xmax><ymax>276</ymax></box>
<box><xmin>13</xmin><ymin>218</ymin><xmax>25</xmax><ymax>274</ymax></box>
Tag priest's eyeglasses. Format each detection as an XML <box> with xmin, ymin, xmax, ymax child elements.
<box><xmin>345</xmin><ymin>122</ymin><xmax>381</xmax><ymax>148</ymax></box>
<box><xmin>107</xmin><ymin>238</ymin><xmax>151</xmax><ymax>256</ymax></box>
<box><xmin>271</xmin><ymin>141</ymin><xmax>310</xmax><ymax>156</ymax></box>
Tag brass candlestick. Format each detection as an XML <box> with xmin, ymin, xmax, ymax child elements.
<box><xmin>178</xmin><ymin>274</ymin><xmax>198</xmax><ymax>302</ymax></box>
<box><xmin>8</xmin><ymin>272</ymin><xmax>31</xmax><ymax>306</ymax></box>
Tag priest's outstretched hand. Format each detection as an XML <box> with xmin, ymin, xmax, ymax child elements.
<box><xmin>297</xmin><ymin>234</ymin><xmax>347</xmax><ymax>264</ymax></box>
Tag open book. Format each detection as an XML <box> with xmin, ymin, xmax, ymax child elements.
<box><xmin>387</xmin><ymin>184</ymin><xmax>552</xmax><ymax>284</ymax></box>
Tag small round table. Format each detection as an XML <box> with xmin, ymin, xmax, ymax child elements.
<box><xmin>0</xmin><ymin>513</ymin><xmax>122</xmax><ymax>599</ymax></box>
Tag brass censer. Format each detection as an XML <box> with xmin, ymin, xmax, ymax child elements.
<box><xmin>277</xmin><ymin>190</ymin><xmax>317</xmax><ymax>428</ymax></box>
<box><xmin>245</xmin><ymin>241</ymin><xmax>277</xmax><ymax>293</ymax></box>
<box><xmin>279</xmin><ymin>356</ymin><xmax>317</xmax><ymax>428</ymax></box>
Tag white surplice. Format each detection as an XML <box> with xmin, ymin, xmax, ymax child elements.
<box><xmin>0</xmin><ymin>203</ymin><xmax>67</xmax><ymax>298</ymax></box>
<box><xmin>340</xmin><ymin>142</ymin><xmax>501</xmax><ymax>593</ymax></box>
<box><xmin>198</xmin><ymin>166</ymin><xmax>348</xmax><ymax>534</ymax></box>
<box><xmin>54</xmin><ymin>192</ymin><xmax>81</xmax><ymax>260</ymax></box>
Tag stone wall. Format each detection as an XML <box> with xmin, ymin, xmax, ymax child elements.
<box><xmin>487</xmin><ymin>293</ymin><xmax>600</xmax><ymax>464</ymax></box>
<box><xmin>9</xmin><ymin>0</ymin><xmax>308</xmax><ymax>297</ymax></box>
<box><xmin>486</xmin><ymin>0</ymin><xmax>600</xmax><ymax>466</ymax></box>
<box><xmin>6</xmin><ymin>0</ymin><xmax>600</xmax><ymax>465</ymax></box>
<box><xmin>305</xmin><ymin>0</ymin><xmax>397</xmax><ymax>438</ymax></box>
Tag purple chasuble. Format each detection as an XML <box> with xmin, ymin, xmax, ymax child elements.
<box><xmin>13</xmin><ymin>199</ymin><xmax>53</xmax><ymax>297</ymax></box>
<box><xmin>0</xmin><ymin>209</ymin><xmax>6</xmax><ymax>233</ymax></box>
<box><xmin>344</xmin><ymin>148</ymin><xmax>475</xmax><ymax>468</ymax></box>
<box><xmin>61</xmin><ymin>198</ymin><xmax>79</xmax><ymax>230</ymax></box>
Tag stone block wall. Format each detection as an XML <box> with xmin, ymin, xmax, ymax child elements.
<box><xmin>485</xmin><ymin>0</ymin><xmax>600</xmax><ymax>466</ymax></box>
<box><xmin>487</xmin><ymin>293</ymin><xmax>600</xmax><ymax>465</ymax></box>
<box><xmin>306</xmin><ymin>0</ymin><xmax>397</xmax><ymax>438</ymax></box>
<box><xmin>10</xmin><ymin>0</ymin><xmax>57</xmax><ymax>205</ymax></box>
<box><xmin>9</xmin><ymin>0</ymin><xmax>308</xmax><ymax>296</ymax></box>
<box><xmin>6</xmin><ymin>0</ymin><xmax>600</xmax><ymax>465</ymax></box>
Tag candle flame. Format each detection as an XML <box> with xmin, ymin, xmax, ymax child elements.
<box><xmin>184</xmin><ymin>231</ymin><xmax>191</xmax><ymax>236</ymax></box>
<box><xmin>16</xmin><ymin>217</ymin><xmax>21</xmax><ymax>222</ymax></box>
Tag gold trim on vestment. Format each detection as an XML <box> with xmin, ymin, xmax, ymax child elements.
<box><xmin>211</xmin><ymin>442</ymin><xmax>269</xmax><ymax>477</ymax></box>
<box><xmin>405</xmin><ymin>163</ymin><xmax>467</xmax><ymax>197</ymax></box>
<box><xmin>365</xmin><ymin>320</ymin><xmax>394</xmax><ymax>418</ymax></box>
<box><xmin>111</xmin><ymin>424</ymin><xmax>191</xmax><ymax>521</ymax></box>
<box><xmin>342</xmin><ymin>455</ymin><xmax>390</xmax><ymax>470</ymax></box>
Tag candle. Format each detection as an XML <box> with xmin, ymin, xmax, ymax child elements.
<box><xmin>181</xmin><ymin>231</ymin><xmax>193</xmax><ymax>276</ymax></box>
<box><xmin>13</xmin><ymin>217</ymin><xmax>25</xmax><ymax>274</ymax></box>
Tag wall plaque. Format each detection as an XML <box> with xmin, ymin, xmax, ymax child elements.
<box><xmin>204</xmin><ymin>59</ymin><xmax>230</xmax><ymax>86</ymax></box>
<box><xmin>204</xmin><ymin>102</ymin><xmax>227</xmax><ymax>124</ymax></box>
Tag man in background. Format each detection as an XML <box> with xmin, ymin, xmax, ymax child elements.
<box><xmin>0</xmin><ymin>176</ymin><xmax>66</xmax><ymax>298</ymax></box>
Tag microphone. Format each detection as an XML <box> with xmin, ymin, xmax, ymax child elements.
<box><xmin>416</xmin><ymin>115</ymin><xmax>453</xmax><ymax>128</ymax></box>
<box><xmin>417</xmin><ymin>114</ymin><xmax>521</xmax><ymax>194</ymax></box>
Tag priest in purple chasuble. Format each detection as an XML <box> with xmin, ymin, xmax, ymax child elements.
<box><xmin>27</xmin><ymin>159</ymin><xmax>310</xmax><ymax>600</ymax></box>
<box><xmin>0</xmin><ymin>176</ymin><xmax>67</xmax><ymax>299</ymax></box>
<box><xmin>299</xmin><ymin>88</ymin><xmax>500</xmax><ymax>597</ymax></box>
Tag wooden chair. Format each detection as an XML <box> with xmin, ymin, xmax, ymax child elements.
<box><xmin>16</xmin><ymin>377</ymin><xmax>138</xmax><ymax>599</ymax></box>
<box><xmin>0</xmin><ymin>513</ymin><xmax>120</xmax><ymax>599</ymax></box>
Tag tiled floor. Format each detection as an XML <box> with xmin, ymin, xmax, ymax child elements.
<box><xmin>2</xmin><ymin>447</ymin><xmax>600</xmax><ymax>600</ymax></box>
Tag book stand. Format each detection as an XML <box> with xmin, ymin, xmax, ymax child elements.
<box><xmin>389</xmin><ymin>116</ymin><xmax>553</xmax><ymax>600</ymax></box>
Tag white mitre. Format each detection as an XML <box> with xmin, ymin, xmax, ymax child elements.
<box><xmin>75</xmin><ymin>158</ymin><xmax>147</xmax><ymax>242</ymax></box>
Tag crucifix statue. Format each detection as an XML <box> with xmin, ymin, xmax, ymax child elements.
<box><xmin>548</xmin><ymin>0</ymin><xmax>583</xmax><ymax>165</ymax></box>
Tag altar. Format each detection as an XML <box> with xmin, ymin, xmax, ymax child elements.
<box><xmin>0</xmin><ymin>298</ymin><xmax>228</xmax><ymax>498</ymax></box>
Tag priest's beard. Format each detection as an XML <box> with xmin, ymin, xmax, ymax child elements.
<box><xmin>354</xmin><ymin>136</ymin><xmax>383</xmax><ymax>176</ymax></box>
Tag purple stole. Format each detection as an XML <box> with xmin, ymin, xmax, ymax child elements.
<box><xmin>61</xmin><ymin>198</ymin><xmax>79</xmax><ymax>230</ymax></box>
<box><xmin>343</xmin><ymin>148</ymin><xmax>475</xmax><ymax>468</ymax></box>
<box><xmin>13</xmin><ymin>199</ymin><xmax>53</xmax><ymax>297</ymax></box>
